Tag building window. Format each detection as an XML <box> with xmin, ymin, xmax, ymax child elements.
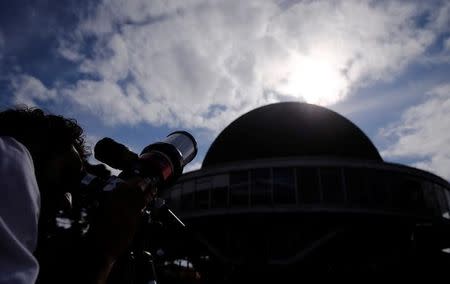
<box><xmin>444</xmin><ymin>189</ymin><xmax>450</xmax><ymax>219</ymax></box>
<box><xmin>320</xmin><ymin>167</ymin><xmax>344</xmax><ymax>204</ymax></box>
<box><xmin>181</xmin><ymin>192</ymin><xmax>195</xmax><ymax>211</ymax></box>
<box><xmin>422</xmin><ymin>181</ymin><xmax>440</xmax><ymax>217</ymax></box>
<box><xmin>196</xmin><ymin>178</ymin><xmax>211</xmax><ymax>210</ymax></box>
<box><xmin>297</xmin><ymin>167</ymin><xmax>320</xmax><ymax>203</ymax></box>
<box><xmin>250</xmin><ymin>168</ymin><xmax>272</xmax><ymax>206</ymax></box>
<box><xmin>211</xmin><ymin>186</ymin><xmax>229</xmax><ymax>208</ymax></box>
<box><xmin>181</xmin><ymin>181</ymin><xmax>196</xmax><ymax>211</ymax></box>
<box><xmin>366</xmin><ymin>170</ymin><xmax>392</xmax><ymax>209</ymax></box>
<box><xmin>168</xmin><ymin>185</ymin><xmax>182</xmax><ymax>210</ymax></box>
<box><xmin>230</xmin><ymin>171</ymin><xmax>249</xmax><ymax>207</ymax></box>
<box><xmin>273</xmin><ymin>167</ymin><xmax>295</xmax><ymax>205</ymax></box>
<box><xmin>195</xmin><ymin>190</ymin><xmax>210</xmax><ymax>210</ymax></box>
<box><xmin>434</xmin><ymin>184</ymin><xmax>450</xmax><ymax>218</ymax></box>
<box><xmin>390</xmin><ymin>175</ymin><xmax>424</xmax><ymax>213</ymax></box>
<box><xmin>344</xmin><ymin>168</ymin><xmax>369</xmax><ymax>207</ymax></box>
<box><xmin>211</xmin><ymin>174</ymin><xmax>229</xmax><ymax>209</ymax></box>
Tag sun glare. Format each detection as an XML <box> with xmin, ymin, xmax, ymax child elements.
<box><xmin>274</xmin><ymin>53</ymin><xmax>346</xmax><ymax>105</ymax></box>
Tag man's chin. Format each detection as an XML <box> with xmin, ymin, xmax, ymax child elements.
<box><xmin>38</xmin><ymin>186</ymin><xmax>70</xmax><ymax>211</ymax></box>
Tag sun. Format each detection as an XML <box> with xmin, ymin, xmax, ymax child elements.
<box><xmin>272</xmin><ymin>52</ymin><xmax>347</xmax><ymax>105</ymax></box>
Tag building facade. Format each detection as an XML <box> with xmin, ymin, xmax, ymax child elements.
<box><xmin>156</xmin><ymin>102</ymin><xmax>450</xmax><ymax>282</ymax></box>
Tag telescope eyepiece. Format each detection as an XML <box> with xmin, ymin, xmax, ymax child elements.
<box><xmin>93</xmin><ymin>131</ymin><xmax>197</xmax><ymax>187</ymax></box>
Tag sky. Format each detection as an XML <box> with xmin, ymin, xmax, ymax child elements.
<box><xmin>0</xmin><ymin>0</ymin><xmax>449</xmax><ymax>180</ymax></box>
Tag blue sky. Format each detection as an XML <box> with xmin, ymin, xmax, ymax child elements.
<box><xmin>0</xmin><ymin>0</ymin><xmax>449</xmax><ymax>179</ymax></box>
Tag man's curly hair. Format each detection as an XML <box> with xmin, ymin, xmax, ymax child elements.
<box><xmin>0</xmin><ymin>107</ymin><xmax>90</xmax><ymax>164</ymax></box>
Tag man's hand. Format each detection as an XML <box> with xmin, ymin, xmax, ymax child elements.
<box><xmin>83</xmin><ymin>178</ymin><xmax>156</xmax><ymax>283</ymax></box>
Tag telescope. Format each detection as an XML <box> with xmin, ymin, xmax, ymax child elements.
<box><xmin>73</xmin><ymin>131</ymin><xmax>197</xmax><ymax>284</ymax></box>
<box><xmin>80</xmin><ymin>131</ymin><xmax>197</xmax><ymax>198</ymax></box>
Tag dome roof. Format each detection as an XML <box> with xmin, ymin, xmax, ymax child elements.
<box><xmin>202</xmin><ymin>102</ymin><xmax>382</xmax><ymax>168</ymax></box>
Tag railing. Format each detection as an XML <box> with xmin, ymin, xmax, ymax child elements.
<box><xmin>162</xmin><ymin>159</ymin><xmax>450</xmax><ymax>220</ymax></box>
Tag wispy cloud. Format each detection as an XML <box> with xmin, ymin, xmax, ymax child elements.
<box><xmin>446</xmin><ymin>38</ymin><xmax>450</xmax><ymax>52</ymax></box>
<box><xmin>10</xmin><ymin>75</ymin><xmax>57</xmax><ymax>107</ymax></box>
<box><xmin>61</xmin><ymin>80</ymin><xmax>143</xmax><ymax>125</ymax></box>
<box><xmin>380</xmin><ymin>83</ymin><xmax>450</xmax><ymax>180</ymax></box>
<box><xmin>10</xmin><ymin>0</ymin><xmax>450</xmax><ymax>133</ymax></box>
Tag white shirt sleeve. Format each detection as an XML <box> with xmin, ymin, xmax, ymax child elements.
<box><xmin>0</xmin><ymin>137</ymin><xmax>40</xmax><ymax>284</ymax></box>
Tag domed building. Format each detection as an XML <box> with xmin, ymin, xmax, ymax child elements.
<box><xmin>156</xmin><ymin>102</ymin><xmax>450</xmax><ymax>282</ymax></box>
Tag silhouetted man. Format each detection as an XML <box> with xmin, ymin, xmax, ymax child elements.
<box><xmin>0</xmin><ymin>107</ymin><xmax>154</xmax><ymax>283</ymax></box>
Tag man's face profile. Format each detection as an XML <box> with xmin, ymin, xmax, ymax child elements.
<box><xmin>38</xmin><ymin>145</ymin><xmax>84</xmax><ymax>209</ymax></box>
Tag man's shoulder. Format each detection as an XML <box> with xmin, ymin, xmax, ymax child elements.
<box><xmin>0</xmin><ymin>136</ymin><xmax>40</xmax><ymax>283</ymax></box>
<box><xmin>0</xmin><ymin>135</ymin><xmax>40</xmax><ymax>222</ymax></box>
<box><xmin>0</xmin><ymin>136</ymin><xmax>34</xmax><ymax>166</ymax></box>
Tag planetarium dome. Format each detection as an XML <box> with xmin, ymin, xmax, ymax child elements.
<box><xmin>155</xmin><ymin>102</ymin><xmax>450</xmax><ymax>283</ymax></box>
<box><xmin>203</xmin><ymin>102</ymin><xmax>382</xmax><ymax>168</ymax></box>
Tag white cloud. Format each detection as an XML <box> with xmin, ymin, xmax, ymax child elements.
<box><xmin>57</xmin><ymin>41</ymin><xmax>84</xmax><ymax>62</ymax></box>
<box><xmin>430</xmin><ymin>1</ymin><xmax>450</xmax><ymax>32</ymax></box>
<box><xmin>84</xmin><ymin>134</ymin><xmax>101</xmax><ymax>154</ymax></box>
<box><xmin>11</xmin><ymin>75</ymin><xmax>57</xmax><ymax>106</ymax></box>
<box><xmin>79</xmin><ymin>34</ymin><xmax>130</xmax><ymax>81</ymax></box>
<box><xmin>61</xmin><ymin>80</ymin><xmax>138</xmax><ymax>125</ymax></box>
<box><xmin>183</xmin><ymin>161</ymin><xmax>202</xmax><ymax>173</ymax></box>
<box><xmin>380</xmin><ymin>83</ymin><xmax>450</xmax><ymax>180</ymax></box>
<box><xmin>43</xmin><ymin>0</ymin><xmax>450</xmax><ymax>131</ymax></box>
<box><xmin>445</xmin><ymin>38</ymin><xmax>450</xmax><ymax>52</ymax></box>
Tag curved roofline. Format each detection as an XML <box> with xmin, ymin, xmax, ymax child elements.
<box><xmin>203</xmin><ymin>102</ymin><xmax>382</xmax><ymax>168</ymax></box>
